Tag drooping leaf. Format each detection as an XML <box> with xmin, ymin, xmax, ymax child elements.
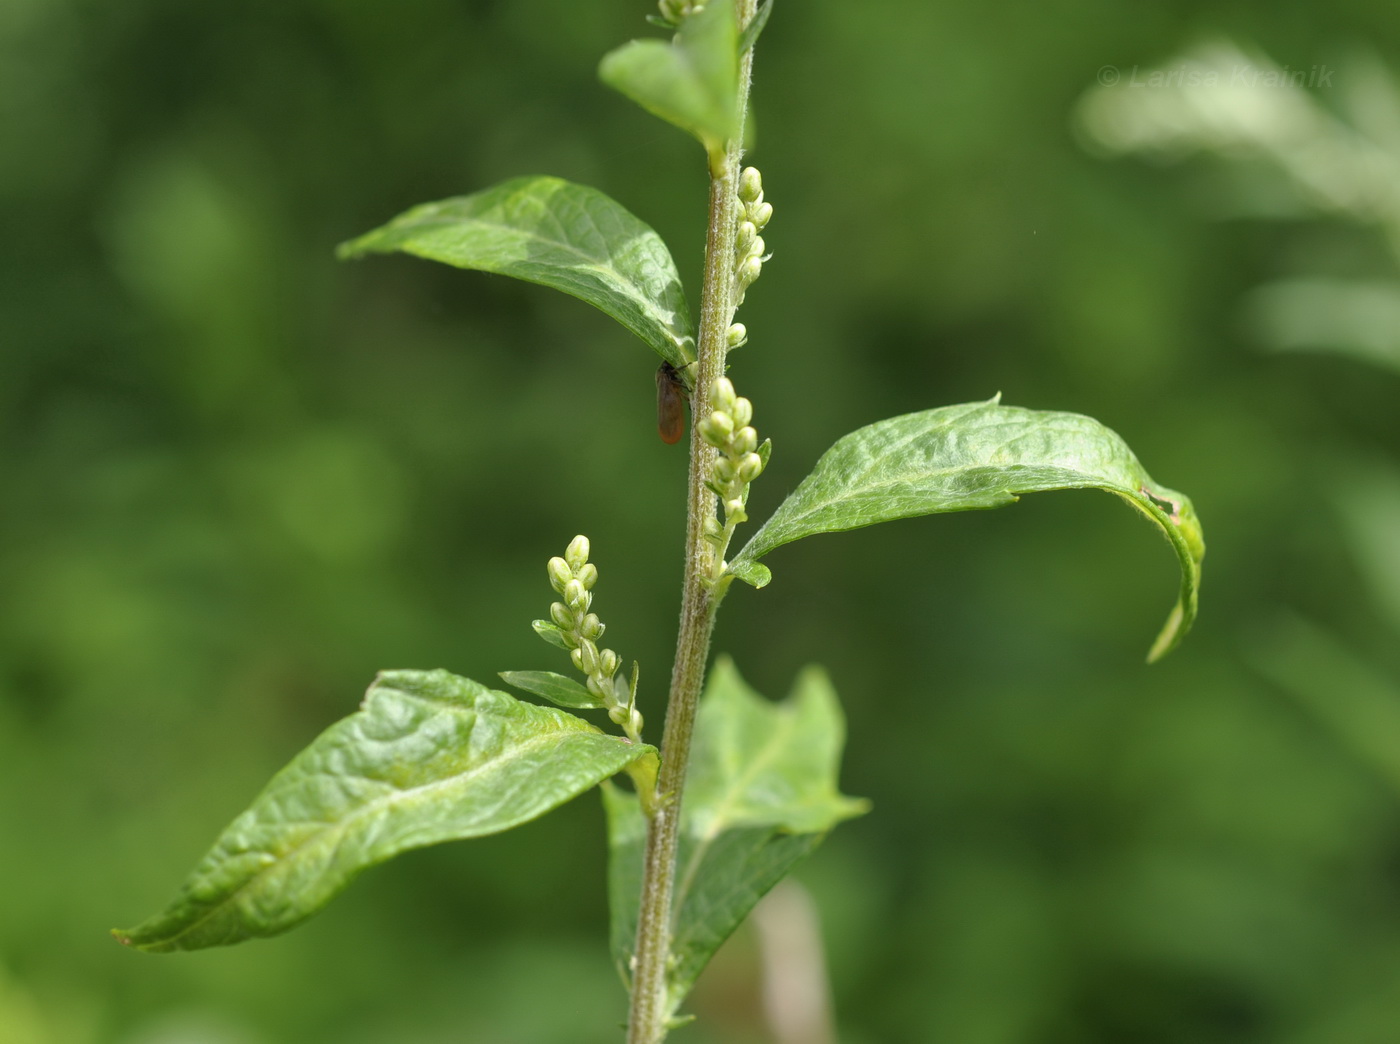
<box><xmin>499</xmin><ymin>669</ymin><xmax>606</xmax><ymax>711</ymax></box>
<box><xmin>115</xmin><ymin>670</ymin><xmax>654</xmax><ymax>953</ymax></box>
<box><xmin>605</xmin><ymin>657</ymin><xmax>867</xmax><ymax>1018</ymax></box>
<box><xmin>599</xmin><ymin>0</ymin><xmax>739</xmax><ymax>163</ymax></box>
<box><xmin>338</xmin><ymin>177</ymin><xmax>694</xmax><ymax>369</ymax></box>
<box><xmin>730</xmin><ymin>397</ymin><xmax>1205</xmax><ymax>662</ymax></box>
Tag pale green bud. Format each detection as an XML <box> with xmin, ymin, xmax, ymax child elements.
<box><xmin>586</xmin><ymin>674</ymin><xmax>609</xmax><ymax>697</ymax></box>
<box><xmin>608</xmin><ymin>706</ymin><xmax>629</xmax><ymax>727</ymax></box>
<box><xmin>750</xmin><ymin>201</ymin><xmax>773</xmax><ymax>229</ymax></box>
<box><xmin>547</xmin><ymin>557</ymin><xmax>572</xmax><ymax>592</ymax></box>
<box><xmin>727</xmin><ymin>323</ymin><xmax>747</xmax><ymax>348</ymax></box>
<box><xmin>577</xmin><ymin>639</ymin><xmax>600</xmax><ymax>675</ymax></box>
<box><xmin>734</xmin><ymin>426</ymin><xmax>758</xmax><ymax>455</ymax></box>
<box><xmin>570</xmin><ymin>647</ymin><xmax>585</xmax><ymax>672</ymax></box>
<box><xmin>737</xmin><ymin>255</ymin><xmax>762</xmax><ymax>288</ymax></box>
<box><xmin>738</xmin><ymin>452</ymin><xmax>764</xmax><ymax>482</ymax></box>
<box><xmin>749</xmin><ymin>236</ymin><xmax>766</xmax><ymax>260</ymax></box>
<box><xmin>714</xmin><ymin>456</ymin><xmax>738</xmax><ymax>484</ymax></box>
<box><xmin>697</xmin><ymin>416</ymin><xmax>724</xmax><ymax>447</ymax></box>
<box><xmin>599</xmin><ymin>648</ymin><xmax>620</xmax><ymax>677</ymax></box>
<box><xmin>713</xmin><ymin>377</ymin><xmax>736</xmax><ymax>410</ymax></box>
<box><xmin>550</xmin><ymin>601</ymin><xmax>575</xmax><ymax>630</ymax></box>
<box><xmin>565</xmin><ymin>535</ymin><xmax>590</xmax><ymax>572</ymax></box>
<box><xmin>725</xmin><ymin>497</ymin><xmax>746</xmax><ymax>519</ymax></box>
<box><xmin>731</xmin><ymin>397</ymin><xmax>753</xmax><ymax>427</ymax></box>
<box><xmin>577</xmin><ymin>562</ymin><xmax>598</xmax><ymax>589</ymax></box>
<box><xmin>580</xmin><ymin>613</ymin><xmax>604</xmax><ymax>640</ymax></box>
<box><xmin>736</xmin><ymin>221</ymin><xmax>757</xmax><ymax>255</ymax></box>
<box><xmin>738</xmin><ymin>166</ymin><xmax>763</xmax><ymax>203</ymax></box>
<box><xmin>705</xmin><ymin>410</ymin><xmax>734</xmax><ymax>443</ymax></box>
<box><xmin>564</xmin><ymin>578</ymin><xmax>588</xmax><ymax>610</ymax></box>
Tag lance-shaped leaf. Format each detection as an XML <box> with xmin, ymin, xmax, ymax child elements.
<box><xmin>499</xmin><ymin>669</ymin><xmax>606</xmax><ymax>711</ymax></box>
<box><xmin>731</xmin><ymin>397</ymin><xmax>1205</xmax><ymax>661</ymax></box>
<box><xmin>605</xmin><ymin>657</ymin><xmax>867</xmax><ymax>1018</ymax></box>
<box><xmin>338</xmin><ymin>177</ymin><xmax>695</xmax><ymax>369</ymax></box>
<box><xmin>115</xmin><ymin>669</ymin><xmax>654</xmax><ymax>953</ymax></box>
<box><xmin>599</xmin><ymin>0</ymin><xmax>739</xmax><ymax>163</ymax></box>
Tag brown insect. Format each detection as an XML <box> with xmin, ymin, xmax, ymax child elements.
<box><xmin>655</xmin><ymin>362</ymin><xmax>688</xmax><ymax>444</ymax></box>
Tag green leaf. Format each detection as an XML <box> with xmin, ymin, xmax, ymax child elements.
<box><xmin>599</xmin><ymin>0</ymin><xmax>739</xmax><ymax>162</ymax></box>
<box><xmin>605</xmin><ymin>657</ymin><xmax>867</xmax><ymax>1018</ymax></box>
<box><xmin>739</xmin><ymin>0</ymin><xmax>774</xmax><ymax>53</ymax></box>
<box><xmin>499</xmin><ymin>669</ymin><xmax>605</xmax><ymax>710</ymax></box>
<box><xmin>731</xmin><ymin>397</ymin><xmax>1205</xmax><ymax>662</ymax></box>
<box><xmin>338</xmin><ymin>176</ymin><xmax>694</xmax><ymax>370</ymax></box>
<box><xmin>531</xmin><ymin>619</ymin><xmax>573</xmax><ymax>651</ymax></box>
<box><xmin>115</xmin><ymin>670</ymin><xmax>654</xmax><ymax>953</ymax></box>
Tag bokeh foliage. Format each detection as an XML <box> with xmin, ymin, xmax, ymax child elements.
<box><xmin>3</xmin><ymin>0</ymin><xmax>1399</xmax><ymax>1041</ymax></box>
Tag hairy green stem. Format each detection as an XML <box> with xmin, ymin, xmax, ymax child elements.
<box><xmin>625</xmin><ymin>3</ymin><xmax>757</xmax><ymax>1040</ymax></box>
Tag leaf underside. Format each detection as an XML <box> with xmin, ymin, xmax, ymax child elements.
<box><xmin>731</xmin><ymin>397</ymin><xmax>1205</xmax><ymax>662</ymax></box>
<box><xmin>605</xmin><ymin>657</ymin><xmax>867</xmax><ymax>1018</ymax></box>
<box><xmin>116</xmin><ymin>670</ymin><xmax>653</xmax><ymax>953</ymax></box>
<box><xmin>338</xmin><ymin>176</ymin><xmax>694</xmax><ymax>370</ymax></box>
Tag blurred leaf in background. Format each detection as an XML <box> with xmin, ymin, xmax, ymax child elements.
<box><xmin>3</xmin><ymin>0</ymin><xmax>1400</xmax><ymax>1041</ymax></box>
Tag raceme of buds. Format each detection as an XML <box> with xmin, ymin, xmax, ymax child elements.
<box><xmin>733</xmin><ymin>167</ymin><xmax>772</xmax><ymax>307</ymax></box>
<box><xmin>539</xmin><ymin>536</ymin><xmax>643</xmax><ymax>739</ymax></box>
<box><xmin>697</xmin><ymin>377</ymin><xmax>767</xmax><ymax>533</ymax></box>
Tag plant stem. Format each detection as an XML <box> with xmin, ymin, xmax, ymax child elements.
<box><xmin>625</xmin><ymin>3</ymin><xmax>757</xmax><ymax>1041</ymax></box>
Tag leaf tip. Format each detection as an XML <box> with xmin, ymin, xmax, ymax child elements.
<box><xmin>1145</xmin><ymin>601</ymin><xmax>1188</xmax><ymax>664</ymax></box>
<box><xmin>727</xmin><ymin>560</ymin><xmax>772</xmax><ymax>589</ymax></box>
<box><xmin>111</xmin><ymin>928</ymin><xmax>133</xmax><ymax>947</ymax></box>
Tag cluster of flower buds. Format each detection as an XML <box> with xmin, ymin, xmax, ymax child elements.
<box><xmin>657</xmin><ymin>0</ymin><xmax>704</xmax><ymax>25</ymax></box>
<box><xmin>733</xmin><ymin>167</ymin><xmax>773</xmax><ymax>310</ymax></box>
<box><xmin>697</xmin><ymin>377</ymin><xmax>767</xmax><ymax>544</ymax></box>
<box><xmin>546</xmin><ymin>536</ymin><xmax>642</xmax><ymax>737</ymax></box>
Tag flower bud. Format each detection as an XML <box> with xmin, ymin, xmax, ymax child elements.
<box><xmin>738</xmin><ymin>166</ymin><xmax>763</xmax><ymax>203</ymax></box>
<box><xmin>570</xmin><ymin>648</ymin><xmax>585</xmax><ymax>672</ymax></box>
<box><xmin>564</xmin><ymin>578</ymin><xmax>588</xmax><ymax>610</ymax></box>
<box><xmin>727</xmin><ymin>323</ymin><xmax>747</xmax><ymax>348</ymax></box>
<box><xmin>577</xmin><ymin>639</ymin><xmax>600</xmax><ymax>676</ymax></box>
<box><xmin>703</xmin><ymin>515</ymin><xmax>723</xmax><ymax>541</ymax></box>
<box><xmin>734</xmin><ymin>426</ymin><xmax>758</xmax><ymax>455</ymax></box>
<box><xmin>714</xmin><ymin>456</ymin><xmax>738</xmax><ymax>484</ymax></box>
<box><xmin>731</xmin><ymin>397</ymin><xmax>753</xmax><ymax>427</ymax></box>
<box><xmin>586</xmin><ymin>674</ymin><xmax>609</xmax><ymax>698</ymax></box>
<box><xmin>737</xmin><ymin>255</ymin><xmax>762</xmax><ymax>288</ymax></box>
<box><xmin>564</xmin><ymin>535</ymin><xmax>590</xmax><ymax>572</ymax></box>
<box><xmin>713</xmin><ymin>377</ymin><xmax>736</xmax><ymax>410</ymax></box>
<box><xmin>576</xmin><ymin>562</ymin><xmax>598</xmax><ymax>589</ymax></box>
<box><xmin>550</xmin><ymin>601</ymin><xmax>575</xmax><ymax>629</ymax></box>
<box><xmin>735</xmin><ymin>221</ymin><xmax>757</xmax><ymax>255</ymax></box>
<box><xmin>580</xmin><ymin>613</ymin><xmax>604</xmax><ymax>640</ymax></box>
<box><xmin>750</xmin><ymin>201</ymin><xmax>773</xmax><ymax>229</ymax></box>
<box><xmin>705</xmin><ymin>410</ymin><xmax>734</xmax><ymax>443</ymax></box>
<box><xmin>599</xmin><ymin>648</ymin><xmax>620</xmax><ymax>677</ymax></box>
<box><xmin>738</xmin><ymin>452</ymin><xmax>764</xmax><ymax>483</ymax></box>
<box><xmin>749</xmin><ymin>236</ymin><xmax>766</xmax><ymax>260</ymax></box>
<box><xmin>547</xmin><ymin>556</ymin><xmax>572</xmax><ymax>592</ymax></box>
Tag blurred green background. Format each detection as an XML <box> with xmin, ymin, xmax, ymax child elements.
<box><xmin>5</xmin><ymin>0</ymin><xmax>1400</xmax><ymax>1041</ymax></box>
